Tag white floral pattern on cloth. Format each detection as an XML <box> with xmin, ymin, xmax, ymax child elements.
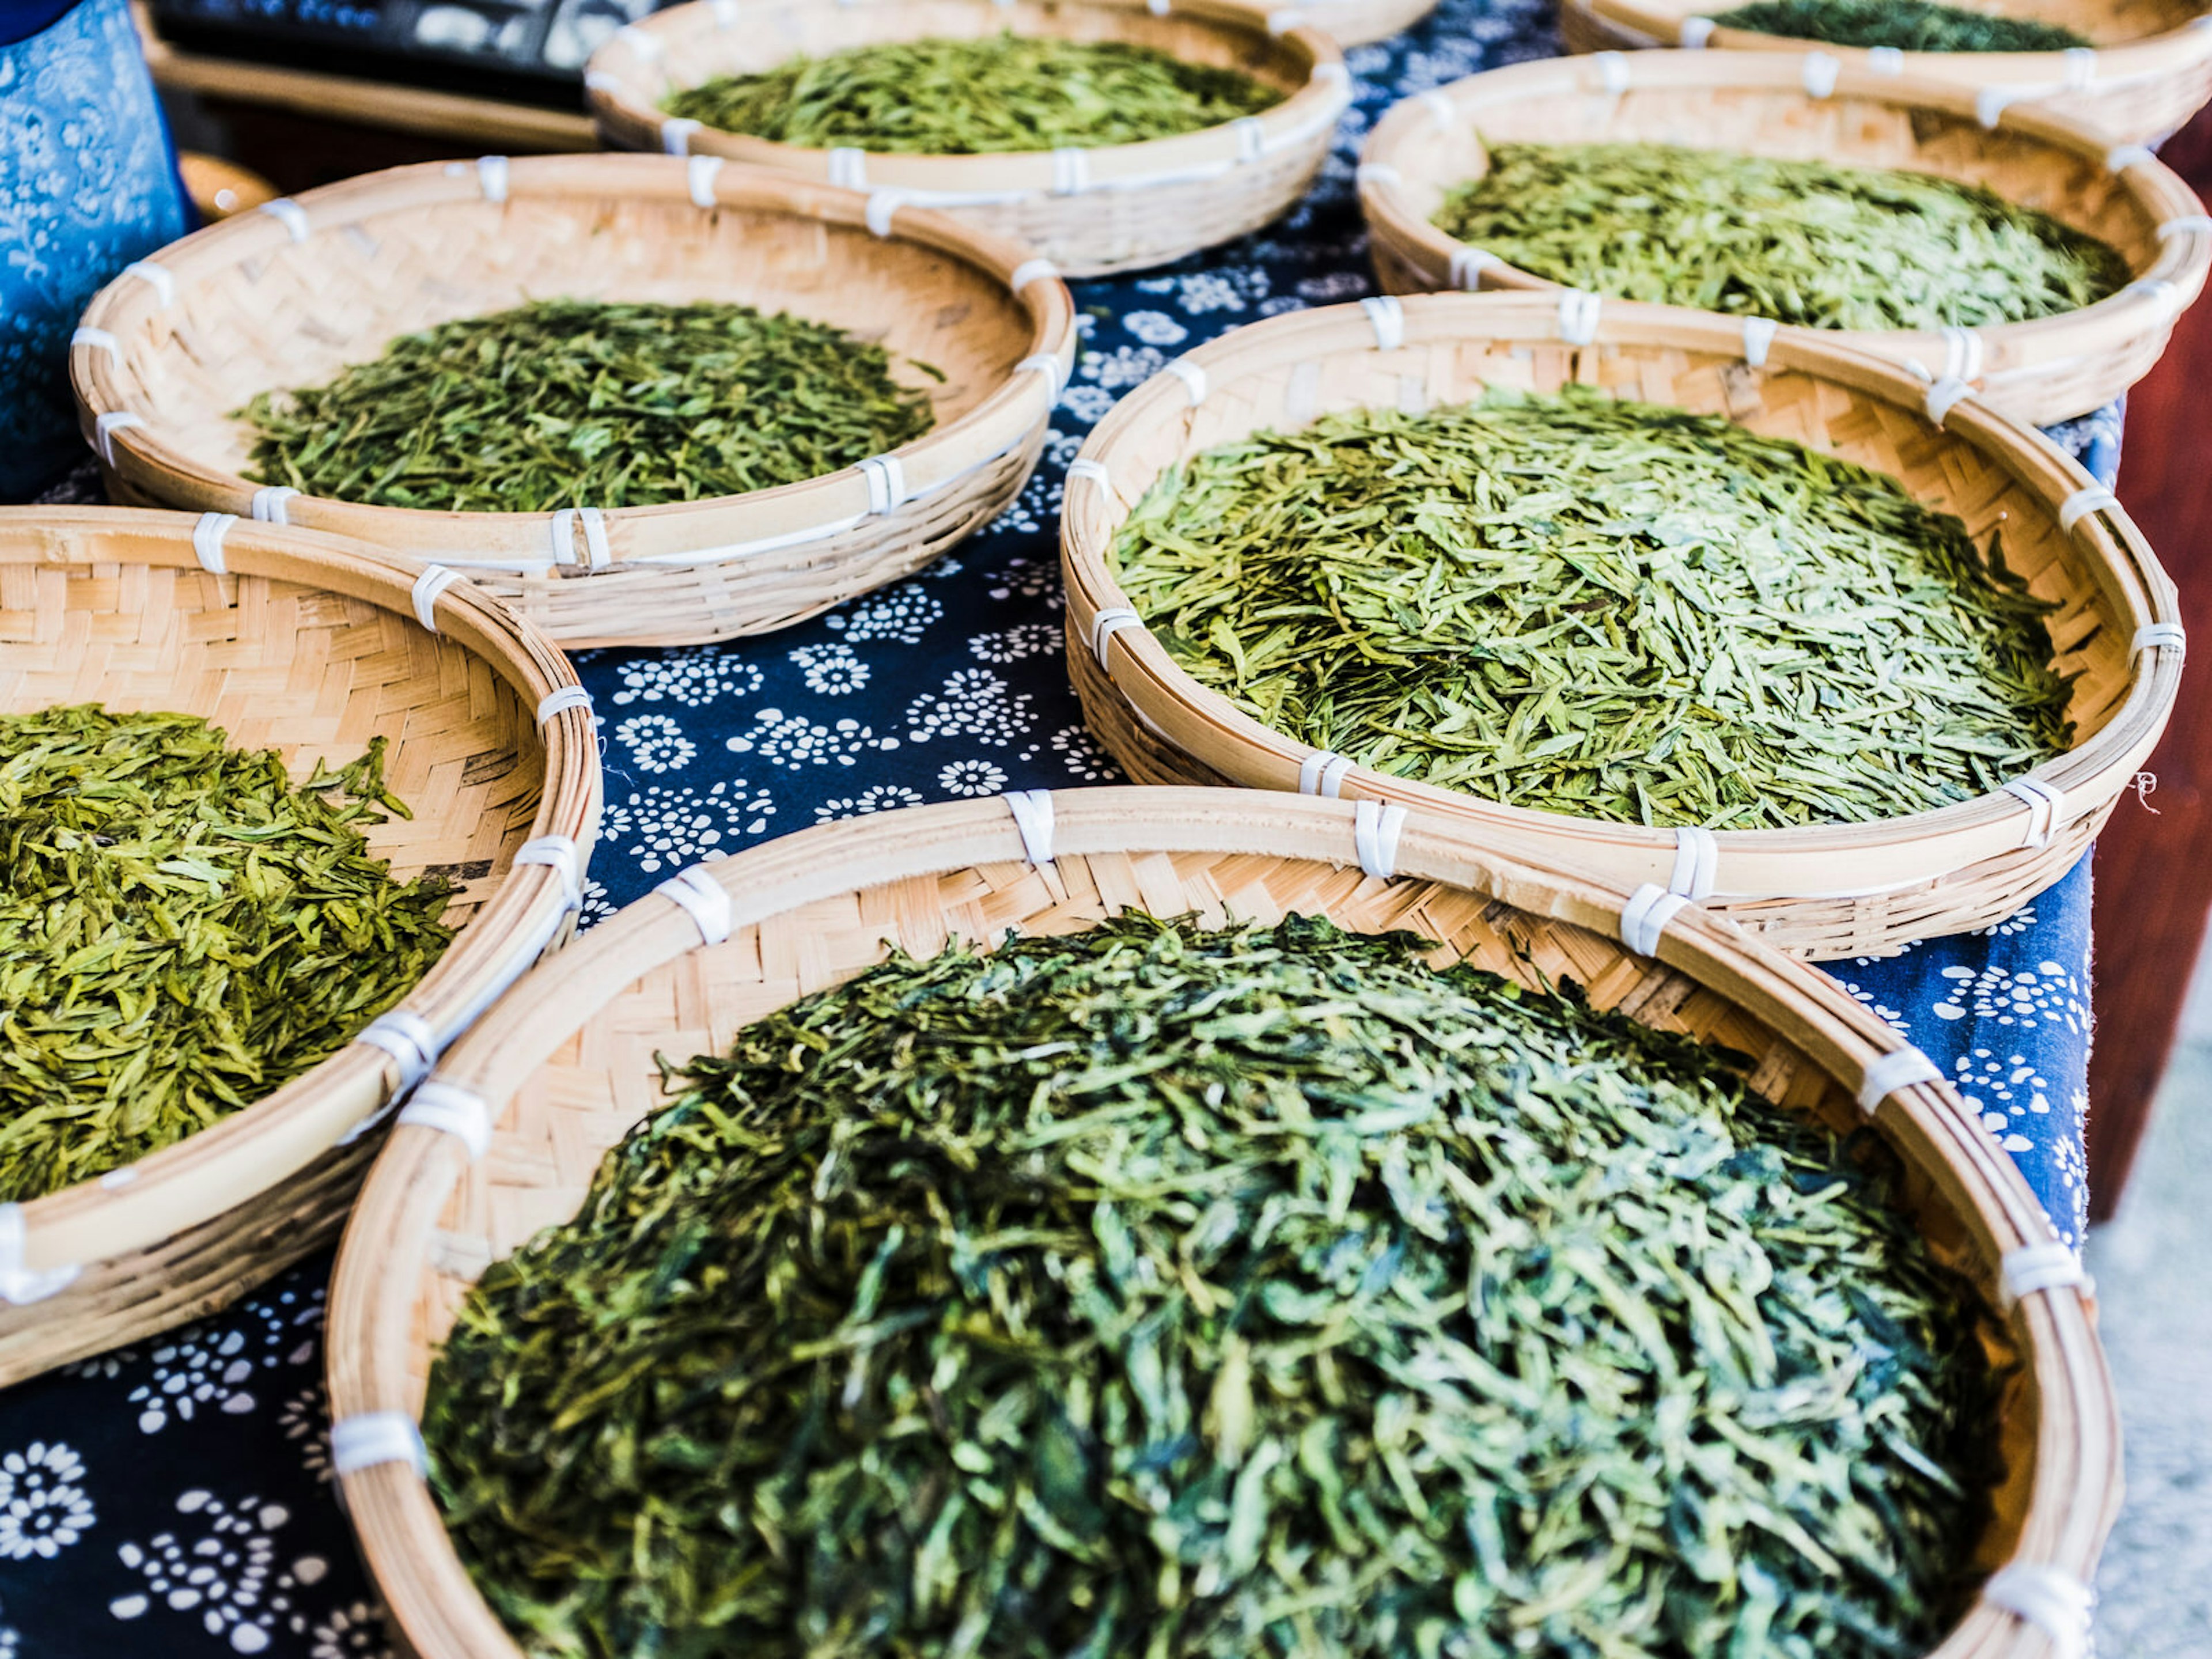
<box><xmin>0</xmin><ymin>1443</ymin><xmax>93</xmax><ymax>1561</ymax></box>
<box><xmin>107</xmin><ymin>1489</ymin><xmax>331</xmax><ymax>1654</ymax></box>
<box><xmin>0</xmin><ymin>0</ymin><xmax>2116</xmax><ymax>1650</ymax></box>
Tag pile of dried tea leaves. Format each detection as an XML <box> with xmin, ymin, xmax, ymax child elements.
<box><xmin>1113</xmin><ymin>388</ymin><xmax>2073</xmax><ymax>829</ymax></box>
<box><xmin>0</xmin><ymin>706</ymin><xmax>453</xmax><ymax>1200</ymax></box>
<box><xmin>1709</xmin><ymin>0</ymin><xmax>2092</xmax><ymax>51</ymax></box>
<box><xmin>1432</xmin><ymin>141</ymin><xmax>2127</xmax><ymax>332</ymax></box>
<box><xmin>425</xmin><ymin>913</ymin><xmax>1997</xmax><ymax>1659</ymax></box>
<box><xmin>241</xmin><ymin>298</ymin><xmax>939</xmax><ymax>514</ymax></box>
<box><xmin>661</xmin><ymin>33</ymin><xmax>1283</xmax><ymax>154</ymax></box>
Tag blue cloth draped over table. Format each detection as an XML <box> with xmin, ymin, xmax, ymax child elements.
<box><xmin>0</xmin><ymin>0</ymin><xmax>2116</xmax><ymax>1650</ymax></box>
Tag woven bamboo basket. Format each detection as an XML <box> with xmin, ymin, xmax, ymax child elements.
<box><xmin>325</xmin><ymin>786</ymin><xmax>2118</xmax><ymax>1659</ymax></box>
<box><xmin>69</xmin><ymin>154</ymin><xmax>1077</xmax><ymax>650</ymax></box>
<box><xmin>584</xmin><ymin>0</ymin><xmax>1352</xmax><ymax>277</ymax></box>
<box><xmin>0</xmin><ymin>507</ymin><xmax>601</xmax><ymax>1383</ymax></box>
<box><xmin>1059</xmin><ymin>293</ymin><xmax>2184</xmax><ymax>959</ymax></box>
<box><xmin>1578</xmin><ymin>0</ymin><xmax>2212</xmax><ymax>144</ymax></box>
<box><xmin>1358</xmin><ymin>52</ymin><xmax>2212</xmax><ymax>425</ymax></box>
<box><xmin>1281</xmin><ymin>0</ymin><xmax>1440</xmax><ymax>45</ymax></box>
<box><xmin>1560</xmin><ymin>0</ymin><xmax>1664</xmax><ymax>50</ymax></box>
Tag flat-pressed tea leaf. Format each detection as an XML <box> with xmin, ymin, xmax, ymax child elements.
<box><xmin>0</xmin><ymin>705</ymin><xmax>453</xmax><ymax>1201</ymax></box>
<box><xmin>662</xmin><ymin>32</ymin><xmax>1282</xmax><ymax>154</ymax></box>
<box><xmin>1113</xmin><ymin>388</ymin><xmax>2074</xmax><ymax>830</ymax></box>
<box><xmin>241</xmin><ymin>298</ymin><xmax>939</xmax><ymax>514</ymax></box>
<box><xmin>425</xmin><ymin>913</ymin><xmax>1997</xmax><ymax>1659</ymax></box>
<box><xmin>1433</xmin><ymin>142</ymin><xmax>2127</xmax><ymax>332</ymax></box>
<box><xmin>1710</xmin><ymin>0</ymin><xmax>2092</xmax><ymax>51</ymax></box>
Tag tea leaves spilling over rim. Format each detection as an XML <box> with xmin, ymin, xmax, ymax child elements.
<box><xmin>240</xmin><ymin>299</ymin><xmax>941</xmax><ymax>515</ymax></box>
<box><xmin>1431</xmin><ymin>143</ymin><xmax>2128</xmax><ymax>334</ymax></box>
<box><xmin>1707</xmin><ymin>0</ymin><xmax>2093</xmax><ymax>51</ymax></box>
<box><xmin>1113</xmin><ymin>388</ymin><xmax>2074</xmax><ymax>830</ymax></box>
<box><xmin>660</xmin><ymin>33</ymin><xmax>1285</xmax><ymax>155</ymax></box>
<box><xmin>0</xmin><ymin>706</ymin><xmax>453</xmax><ymax>1202</ymax></box>
<box><xmin>425</xmin><ymin>914</ymin><xmax>1997</xmax><ymax>1659</ymax></box>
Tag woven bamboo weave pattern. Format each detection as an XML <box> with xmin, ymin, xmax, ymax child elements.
<box><xmin>0</xmin><ymin>507</ymin><xmax>601</xmax><ymax>1381</ymax></box>
<box><xmin>1359</xmin><ymin>54</ymin><xmax>2211</xmax><ymax>424</ymax></box>
<box><xmin>325</xmin><ymin>790</ymin><xmax>2120</xmax><ymax>1659</ymax></box>
<box><xmin>1056</xmin><ymin>293</ymin><xmax>2182</xmax><ymax>958</ymax></box>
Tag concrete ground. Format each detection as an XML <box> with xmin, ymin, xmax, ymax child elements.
<box><xmin>2086</xmin><ymin>941</ymin><xmax>2212</xmax><ymax>1656</ymax></box>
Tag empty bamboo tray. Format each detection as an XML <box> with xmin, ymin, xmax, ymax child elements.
<box><xmin>584</xmin><ymin>0</ymin><xmax>1352</xmax><ymax>276</ymax></box>
<box><xmin>0</xmin><ymin>507</ymin><xmax>601</xmax><ymax>1382</ymax></box>
<box><xmin>326</xmin><ymin>786</ymin><xmax>2116</xmax><ymax>1659</ymax></box>
<box><xmin>1579</xmin><ymin>0</ymin><xmax>2212</xmax><ymax>145</ymax></box>
<box><xmin>1358</xmin><ymin>52</ymin><xmax>2211</xmax><ymax>425</ymax></box>
<box><xmin>1059</xmin><ymin>293</ymin><xmax>2183</xmax><ymax>959</ymax></box>
<box><xmin>70</xmin><ymin>154</ymin><xmax>1077</xmax><ymax>649</ymax></box>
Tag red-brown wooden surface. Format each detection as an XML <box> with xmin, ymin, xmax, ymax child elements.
<box><xmin>2088</xmin><ymin>108</ymin><xmax>2212</xmax><ymax>1222</ymax></box>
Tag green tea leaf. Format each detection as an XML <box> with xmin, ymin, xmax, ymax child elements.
<box><xmin>1709</xmin><ymin>0</ymin><xmax>2092</xmax><ymax>51</ymax></box>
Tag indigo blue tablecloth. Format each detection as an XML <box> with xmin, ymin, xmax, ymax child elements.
<box><xmin>0</xmin><ymin>0</ymin><xmax>2118</xmax><ymax>1650</ymax></box>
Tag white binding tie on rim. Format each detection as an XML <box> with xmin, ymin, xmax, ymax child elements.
<box><xmin>356</xmin><ymin>1009</ymin><xmax>440</xmax><ymax>1093</ymax></box>
<box><xmin>1052</xmin><ymin>148</ymin><xmax>1090</xmax><ymax>195</ymax></box>
<box><xmin>1010</xmin><ymin>257</ymin><xmax>1059</xmax><ymax>294</ymax></box>
<box><xmin>1980</xmin><ymin>1565</ymin><xmax>2093</xmax><ymax>1659</ymax></box>
<box><xmin>1311</xmin><ymin>61</ymin><xmax>1350</xmax><ymax>90</ymax></box>
<box><xmin>1354</xmin><ymin>799</ymin><xmax>1407</xmax><ymax>881</ymax></box>
<box><xmin>688</xmin><ymin>154</ymin><xmax>724</xmax><ymax>209</ymax></box>
<box><xmin>1680</xmin><ymin>14</ymin><xmax>1717</xmax><ymax>46</ymax></box>
<box><xmin>1743</xmin><ymin>315</ymin><xmax>1779</xmax><ymax>368</ymax></box>
<box><xmin>1016</xmin><ymin>352</ymin><xmax>1065</xmax><ymax>399</ymax></box>
<box><xmin>1232</xmin><ymin>118</ymin><xmax>1267</xmax><ymax>165</ymax></box>
<box><xmin>478</xmin><ymin>154</ymin><xmax>510</xmax><ymax>203</ymax></box>
<box><xmin>1266</xmin><ymin>6</ymin><xmax>1300</xmax><ymax>32</ymax></box>
<box><xmin>2003</xmin><ymin>777</ymin><xmax>2066</xmax><ymax>850</ymax></box>
<box><xmin>94</xmin><ymin>411</ymin><xmax>144</xmax><ymax>467</ymax></box>
<box><xmin>864</xmin><ymin>188</ymin><xmax>906</xmax><ymax>237</ymax></box>
<box><xmin>550</xmin><ymin>507</ymin><xmax>612</xmax><ymax>571</ymax></box>
<box><xmin>1856</xmin><ymin>1046</ymin><xmax>1942</xmax><ymax>1116</ymax></box>
<box><xmin>331</xmin><ymin>1412</ymin><xmax>428</xmax><ymax>1479</ymax></box>
<box><xmin>616</xmin><ymin>21</ymin><xmax>662</xmax><ymax>57</ymax></box>
<box><xmin>1558</xmin><ymin>289</ymin><xmax>1603</xmax><ymax>346</ymax></box>
<box><xmin>1669</xmin><ymin>826</ymin><xmax>1718</xmax><ymax>901</ymax></box>
<box><xmin>859</xmin><ymin>455</ymin><xmax>907</xmax><ymax>516</ymax></box>
<box><xmin>657</xmin><ymin>866</ymin><xmax>734</xmax><ymax>946</ymax></box>
<box><xmin>2001</xmin><ymin>1240</ymin><xmax>2088</xmax><ymax>1308</ymax></box>
<box><xmin>1065</xmin><ymin>457</ymin><xmax>1111</xmax><ymax>496</ymax></box>
<box><xmin>1421</xmin><ymin>89</ymin><xmax>1454</xmax><ymax>129</ymax></box>
<box><xmin>1976</xmin><ymin>85</ymin><xmax>2021</xmax><ymax>130</ymax></box>
<box><xmin>259</xmin><ymin>198</ymin><xmax>310</xmax><ymax>243</ymax></box>
<box><xmin>1148</xmin><ymin>0</ymin><xmax>1169</xmax><ymax>12</ymax></box>
<box><xmin>1594</xmin><ymin>50</ymin><xmax>1631</xmax><ymax>93</ymax></box>
<box><xmin>710</xmin><ymin>0</ymin><xmax>738</xmax><ymax>25</ymax></box>
<box><xmin>0</xmin><ymin>1206</ymin><xmax>79</xmax><ymax>1306</ymax></box>
<box><xmin>71</xmin><ymin>326</ymin><xmax>121</xmax><ymax>361</ymax></box>
<box><xmin>192</xmin><ymin>512</ymin><xmax>236</xmax><ymax>575</ymax></box>
<box><xmin>1450</xmin><ymin>245</ymin><xmax>1500</xmax><ymax>289</ymax></box>
<box><xmin>399</xmin><ymin>1080</ymin><xmax>495</xmax><ymax>1162</ymax></box>
<box><xmin>2062</xmin><ymin>46</ymin><xmax>2096</xmax><ymax>89</ymax></box>
<box><xmin>828</xmin><ymin>148</ymin><xmax>868</xmax><ymax>190</ymax></box>
<box><xmin>1355</xmin><ymin>162</ymin><xmax>1402</xmax><ymax>190</ymax></box>
<box><xmin>535</xmin><ymin>685</ymin><xmax>594</xmax><ymax>726</ymax></box>
<box><xmin>2158</xmin><ymin>215</ymin><xmax>2212</xmax><ymax>241</ymax></box>
<box><xmin>1866</xmin><ymin>45</ymin><xmax>1904</xmax><ymax>73</ymax></box>
<box><xmin>1941</xmin><ymin>324</ymin><xmax>1984</xmax><ymax>384</ymax></box>
<box><xmin>660</xmin><ymin>118</ymin><xmax>700</xmax><ymax>157</ymax></box>
<box><xmin>122</xmin><ymin>260</ymin><xmax>175</xmax><ymax>307</ymax></box>
<box><xmin>1299</xmin><ymin>751</ymin><xmax>1353</xmax><ymax>798</ymax></box>
<box><xmin>410</xmin><ymin>564</ymin><xmax>460</xmax><ymax>633</ymax></box>
<box><xmin>1165</xmin><ymin>357</ymin><xmax>1209</xmax><ymax>406</ymax></box>
<box><xmin>1004</xmin><ymin>789</ymin><xmax>1056</xmax><ymax>865</ymax></box>
<box><xmin>1924</xmin><ymin>377</ymin><xmax>1975</xmax><ymax>427</ymax></box>
<box><xmin>1800</xmin><ymin>51</ymin><xmax>1841</xmax><ymax>98</ymax></box>
<box><xmin>1090</xmin><ymin>606</ymin><xmax>1141</xmax><ymax>665</ymax></box>
<box><xmin>2133</xmin><ymin>621</ymin><xmax>2186</xmax><ymax>658</ymax></box>
<box><xmin>2058</xmin><ymin>484</ymin><xmax>2118</xmax><ymax>531</ymax></box>
<box><xmin>2107</xmin><ymin>143</ymin><xmax>2155</xmax><ymax>173</ymax></box>
<box><xmin>514</xmin><ymin>833</ymin><xmax>584</xmax><ymax>911</ymax></box>
<box><xmin>2127</xmin><ymin>276</ymin><xmax>2178</xmax><ymax>306</ymax></box>
<box><xmin>251</xmin><ymin>485</ymin><xmax>298</xmax><ymax>524</ymax></box>
<box><xmin>1620</xmin><ymin>886</ymin><xmax>1689</xmax><ymax>957</ymax></box>
<box><xmin>1362</xmin><ymin>295</ymin><xmax>1405</xmax><ymax>350</ymax></box>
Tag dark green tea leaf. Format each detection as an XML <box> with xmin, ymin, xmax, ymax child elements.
<box><xmin>1710</xmin><ymin>0</ymin><xmax>2092</xmax><ymax>51</ymax></box>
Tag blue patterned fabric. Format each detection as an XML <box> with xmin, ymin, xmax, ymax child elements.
<box><xmin>0</xmin><ymin>0</ymin><xmax>2116</xmax><ymax>1650</ymax></box>
<box><xmin>0</xmin><ymin>0</ymin><xmax>190</xmax><ymax>501</ymax></box>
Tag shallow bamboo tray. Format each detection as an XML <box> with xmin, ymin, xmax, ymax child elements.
<box><xmin>585</xmin><ymin>0</ymin><xmax>1352</xmax><ymax>276</ymax></box>
<box><xmin>1358</xmin><ymin>52</ymin><xmax>2211</xmax><ymax>425</ymax></box>
<box><xmin>1560</xmin><ymin>0</ymin><xmax>1664</xmax><ymax>50</ymax></box>
<box><xmin>1283</xmin><ymin>0</ymin><xmax>1440</xmax><ymax>45</ymax></box>
<box><xmin>70</xmin><ymin>154</ymin><xmax>1077</xmax><ymax>649</ymax></box>
<box><xmin>1580</xmin><ymin>0</ymin><xmax>2212</xmax><ymax>143</ymax></box>
<box><xmin>1059</xmin><ymin>294</ymin><xmax>2183</xmax><ymax>959</ymax></box>
<box><xmin>0</xmin><ymin>507</ymin><xmax>601</xmax><ymax>1382</ymax></box>
<box><xmin>327</xmin><ymin>787</ymin><xmax>2117</xmax><ymax>1659</ymax></box>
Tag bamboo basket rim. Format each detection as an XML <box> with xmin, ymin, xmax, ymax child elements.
<box><xmin>1357</xmin><ymin>52</ymin><xmax>2212</xmax><ymax>381</ymax></box>
<box><xmin>69</xmin><ymin>154</ymin><xmax>1078</xmax><ymax>572</ymax></box>
<box><xmin>585</xmin><ymin>0</ymin><xmax>1353</xmax><ymax>193</ymax></box>
<box><xmin>325</xmin><ymin>786</ymin><xmax>2118</xmax><ymax>1659</ymax></box>
<box><xmin>1058</xmin><ymin>292</ymin><xmax>2184</xmax><ymax>906</ymax></box>
<box><xmin>1586</xmin><ymin>0</ymin><xmax>2212</xmax><ymax>88</ymax></box>
<box><xmin>0</xmin><ymin>506</ymin><xmax>601</xmax><ymax>1289</ymax></box>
